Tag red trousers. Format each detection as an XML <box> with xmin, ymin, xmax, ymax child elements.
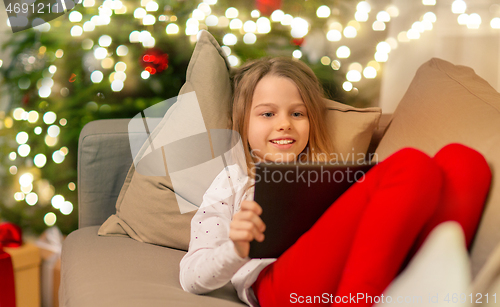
<box><xmin>252</xmin><ymin>143</ymin><xmax>492</xmax><ymax>306</ymax></box>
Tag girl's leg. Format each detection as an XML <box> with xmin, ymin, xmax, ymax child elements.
<box><xmin>253</xmin><ymin>147</ymin><xmax>444</xmax><ymax>306</ymax></box>
<box><xmin>410</xmin><ymin>143</ymin><xmax>491</xmax><ymax>255</ymax></box>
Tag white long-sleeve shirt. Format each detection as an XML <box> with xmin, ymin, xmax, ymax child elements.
<box><xmin>179</xmin><ymin>164</ymin><xmax>276</xmax><ymax>306</ymax></box>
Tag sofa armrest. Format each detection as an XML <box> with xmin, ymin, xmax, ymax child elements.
<box><xmin>78</xmin><ymin>119</ymin><xmax>133</xmax><ymax>228</ymax></box>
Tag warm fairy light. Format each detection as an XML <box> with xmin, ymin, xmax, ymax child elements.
<box><xmin>16</xmin><ymin>132</ymin><xmax>29</xmax><ymax>144</ymax></box>
<box><xmin>467</xmin><ymin>14</ymin><xmax>481</xmax><ymax>29</ymax></box>
<box><xmin>70</xmin><ymin>26</ymin><xmax>83</xmax><ymax>36</ymax></box>
<box><xmin>376</xmin><ymin>11</ymin><xmax>390</xmax><ymax>22</ymax></box>
<box><xmin>229</xmin><ymin>18</ymin><xmax>242</xmax><ymax>29</ymax></box>
<box><xmin>101</xmin><ymin>58</ymin><xmax>114</xmax><ymax>69</ymax></box>
<box><xmin>375</xmin><ymin>51</ymin><xmax>389</xmax><ymax>62</ymax></box>
<box><xmin>271</xmin><ymin>10</ymin><xmax>284</xmax><ymax>22</ymax></box>
<box><xmin>44</xmin><ymin>212</ymin><xmax>57</xmax><ymax>226</ymax></box>
<box><xmin>69</xmin><ymin>11</ymin><xmax>83</xmax><ymax>22</ymax></box>
<box><xmin>290</xmin><ymin>17</ymin><xmax>308</xmax><ymax>38</ymax></box>
<box><xmin>21</xmin><ymin>184</ymin><xmax>33</xmax><ymax>194</ymax></box>
<box><xmin>343</xmin><ymin>26</ymin><xmax>357</xmax><ymax>38</ymax></box>
<box><xmin>386</xmin><ymin>5</ymin><xmax>399</xmax><ymax>17</ymax></box>
<box><xmin>134</xmin><ymin>8</ymin><xmax>147</xmax><ymax>18</ymax></box>
<box><xmin>39</xmin><ymin>86</ymin><xmax>51</xmax><ymax>98</ymax></box>
<box><xmin>320</xmin><ymin>56</ymin><xmax>331</xmax><ymax>65</ymax></box>
<box><xmin>348</xmin><ymin>62</ymin><xmax>362</xmax><ymax>73</ymax></box>
<box><xmin>422</xmin><ymin>0</ymin><xmax>436</xmax><ymax>5</ymax></box>
<box><xmin>60</xmin><ymin>147</ymin><xmax>69</xmax><ymax>155</ymax></box>
<box><xmin>83</xmin><ymin>0</ymin><xmax>95</xmax><ymax>7</ymax></box>
<box><xmin>94</xmin><ymin>47</ymin><xmax>108</xmax><ymax>59</ymax></box>
<box><xmin>331</xmin><ymin>60</ymin><xmax>341</xmax><ymax>70</ymax></box>
<box><xmin>198</xmin><ymin>3</ymin><xmax>212</xmax><ymax>15</ymax></box>
<box><xmin>52</xmin><ymin>150</ymin><xmax>65</xmax><ymax>164</ymax></box>
<box><xmin>47</xmin><ymin>125</ymin><xmax>60</xmax><ymax>138</ymax></box>
<box><xmin>372</xmin><ymin>21</ymin><xmax>386</xmax><ymax>31</ymax></box>
<box><xmin>457</xmin><ymin>14</ymin><xmax>469</xmax><ymax>25</ymax></box>
<box><xmin>452</xmin><ymin>0</ymin><xmax>466</xmax><ymax>14</ymax></box>
<box><xmin>336</xmin><ymin>46</ymin><xmax>350</xmax><ymax>58</ymax></box>
<box><xmin>34</xmin><ymin>127</ymin><xmax>42</xmax><ymax>135</ymax></box>
<box><xmin>346</xmin><ymin>70</ymin><xmax>361</xmax><ymax>82</ymax></box>
<box><xmin>45</xmin><ymin>135</ymin><xmax>58</xmax><ymax>147</ymax></box>
<box><xmin>129</xmin><ymin>31</ymin><xmax>140</xmax><ymax>42</ymax></box>
<box><xmin>99</xmin><ymin>35</ymin><xmax>112</xmax><ymax>47</ymax></box>
<box><xmin>9</xmin><ymin>152</ymin><xmax>16</xmax><ymax>160</ymax></box>
<box><xmin>68</xmin><ymin>182</ymin><xmax>76</xmax><ymax>191</ymax></box>
<box><xmin>317</xmin><ymin>5</ymin><xmax>331</xmax><ymax>18</ymax></box>
<box><xmin>225</xmin><ymin>7</ymin><xmax>238</xmax><ymax>19</ymax></box>
<box><xmin>423</xmin><ymin>12</ymin><xmax>437</xmax><ymax>23</ymax></box>
<box><xmin>166</xmin><ymin>23</ymin><xmax>179</xmax><ymax>34</ymax></box>
<box><xmin>257</xmin><ymin>17</ymin><xmax>271</xmax><ymax>33</ymax></box>
<box><xmin>376</xmin><ymin>42</ymin><xmax>391</xmax><ymax>53</ymax></box>
<box><xmin>143</xmin><ymin>14</ymin><xmax>156</xmax><ymax>25</ymax></box>
<box><xmin>145</xmin><ymin>1</ymin><xmax>159</xmax><ymax>11</ymax></box>
<box><xmin>227</xmin><ymin>55</ymin><xmax>240</xmax><ymax>67</ymax></box>
<box><xmin>244</xmin><ymin>20</ymin><xmax>257</xmax><ymax>33</ymax></box>
<box><xmin>327</xmin><ymin>30</ymin><xmax>341</xmax><ymax>41</ymax></box>
<box><xmin>292</xmin><ymin>50</ymin><xmax>302</xmax><ymax>59</ymax></box>
<box><xmin>19</xmin><ymin>173</ymin><xmax>33</xmax><ymax>187</ymax></box>
<box><xmin>26</xmin><ymin>193</ymin><xmax>38</xmax><ymax>206</ymax></box>
<box><xmin>192</xmin><ymin>9</ymin><xmax>205</xmax><ymax>20</ymax></box>
<box><xmin>492</xmin><ymin>18</ymin><xmax>500</xmax><ymax>29</ymax></box>
<box><xmin>141</xmin><ymin>71</ymin><xmax>150</xmax><ymax>79</ymax></box>
<box><xmin>355</xmin><ymin>11</ymin><xmax>369</xmax><ymax>22</ymax></box>
<box><xmin>34</xmin><ymin>153</ymin><xmax>47</xmax><ymax>168</ymax></box>
<box><xmin>91</xmin><ymin>71</ymin><xmax>104</xmax><ymax>83</ymax></box>
<box><xmin>115</xmin><ymin>62</ymin><xmax>127</xmax><ymax>71</ymax></box>
<box><xmin>38</xmin><ymin>106</ymin><xmax>49</xmax><ymax>122</ymax></box>
<box><xmin>221</xmin><ymin>46</ymin><xmax>231</xmax><ymax>56</ymax></box>
<box><xmin>357</xmin><ymin>1</ymin><xmax>371</xmax><ymax>13</ymax></box>
<box><xmin>281</xmin><ymin>14</ymin><xmax>293</xmax><ymax>26</ymax></box>
<box><xmin>407</xmin><ymin>29</ymin><xmax>421</xmax><ymax>39</ymax></box>
<box><xmin>116</xmin><ymin>45</ymin><xmax>129</xmax><ymax>56</ymax></box>
<box><xmin>398</xmin><ymin>31</ymin><xmax>410</xmax><ymax>42</ymax></box>
<box><xmin>14</xmin><ymin>192</ymin><xmax>24</xmax><ymax>201</ymax></box>
<box><xmin>206</xmin><ymin>15</ymin><xmax>218</xmax><ymax>26</ymax></box>
<box><xmin>343</xmin><ymin>81</ymin><xmax>353</xmax><ymax>91</ymax></box>
<box><xmin>13</xmin><ymin>108</ymin><xmax>25</xmax><ymax>120</ymax></box>
<box><xmin>111</xmin><ymin>80</ymin><xmax>124</xmax><ymax>92</ymax></box>
<box><xmin>251</xmin><ymin>10</ymin><xmax>260</xmax><ymax>18</ymax></box>
<box><xmin>83</xmin><ymin>21</ymin><xmax>95</xmax><ymax>32</ymax></box>
<box><xmin>9</xmin><ymin>166</ymin><xmax>17</xmax><ymax>175</ymax></box>
<box><xmin>223</xmin><ymin>33</ymin><xmax>237</xmax><ymax>45</ymax></box>
<box><xmin>60</xmin><ymin>201</ymin><xmax>74</xmax><ymax>215</ymax></box>
<box><xmin>243</xmin><ymin>33</ymin><xmax>257</xmax><ymax>44</ymax></box>
<box><xmin>51</xmin><ymin>194</ymin><xmax>64</xmax><ymax>209</ymax></box>
<box><xmin>363</xmin><ymin>66</ymin><xmax>377</xmax><ymax>79</ymax></box>
<box><xmin>48</xmin><ymin>65</ymin><xmax>57</xmax><ymax>74</ymax></box>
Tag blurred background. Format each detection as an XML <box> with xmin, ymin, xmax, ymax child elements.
<box><xmin>0</xmin><ymin>0</ymin><xmax>499</xmax><ymax>237</ymax></box>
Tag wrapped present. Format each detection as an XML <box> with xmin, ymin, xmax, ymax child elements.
<box><xmin>2</xmin><ymin>222</ymin><xmax>41</xmax><ymax>307</ymax></box>
<box><xmin>36</xmin><ymin>226</ymin><xmax>64</xmax><ymax>307</ymax></box>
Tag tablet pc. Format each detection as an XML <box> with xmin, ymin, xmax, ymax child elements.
<box><xmin>249</xmin><ymin>161</ymin><xmax>376</xmax><ymax>259</ymax></box>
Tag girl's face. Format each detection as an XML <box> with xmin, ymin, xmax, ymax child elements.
<box><xmin>248</xmin><ymin>75</ymin><xmax>310</xmax><ymax>162</ymax></box>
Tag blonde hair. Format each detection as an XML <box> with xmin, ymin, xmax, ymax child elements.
<box><xmin>230</xmin><ymin>57</ymin><xmax>335</xmax><ymax>175</ymax></box>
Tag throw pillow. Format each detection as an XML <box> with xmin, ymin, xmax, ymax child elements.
<box><xmin>375</xmin><ymin>57</ymin><xmax>500</xmax><ymax>278</ymax></box>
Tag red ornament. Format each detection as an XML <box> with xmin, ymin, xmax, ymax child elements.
<box><xmin>140</xmin><ymin>49</ymin><xmax>169</xmax><ymax>75</ymax></box>
<box><xmin>22</xmin><ymin>93</ymin><xmax>30</xmax><ymax>106</ymax></box>
<box><xmin>291</xmin><ymin>38</ymin><xmax>305</xmax><ymax>46</ymax></box>
<box><xmin>255</xmin><ymin>0</ymin><xmax>282</xmax><ymax>16</ymax></box>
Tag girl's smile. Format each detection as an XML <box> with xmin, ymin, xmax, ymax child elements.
<box><xmin>248</xmin><ymin>75</ymin><xmax>310</xmax><ymax>162</ymax></box>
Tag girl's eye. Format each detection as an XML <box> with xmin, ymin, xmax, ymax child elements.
<box><xmin>262</xmin><ymin>112</ymin><xmax>274</xmax><ymax>118</ymax></box>
<box><xmin>292</xmin><ymin>112</ymin><xmax>304</xmax><ymax>117</ymax></box>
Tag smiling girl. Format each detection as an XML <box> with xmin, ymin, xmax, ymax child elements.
<box><xmin>179</xmin><ymin>57</ymin><xmax>491</xmax><ymax>306</ymax></box>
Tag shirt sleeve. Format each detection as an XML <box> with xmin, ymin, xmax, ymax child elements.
<box><xmin>179</xmin><ymin>164</ymin><xmax>251</xmax><ymax>294</ymax></box>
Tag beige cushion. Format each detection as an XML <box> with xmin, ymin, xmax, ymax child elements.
<box><xmin>375</xmin><ymin>58</ymin><xmax>500</xmax><ymax>278</ymax></box>
<box><xmin>375</xmin><ymin>222</ymin><xmax>470</xmax><ymax>307</ymax></box>
<box><xmin>99</xmin><ymin>30</ymin><xmax>381</xmax><ymax>251</ymax></box>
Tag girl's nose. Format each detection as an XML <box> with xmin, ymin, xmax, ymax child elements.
<box><xmin>277</xmin><ymin>117</ymin><xmax>292</xmax><ymax>131</ymax></box>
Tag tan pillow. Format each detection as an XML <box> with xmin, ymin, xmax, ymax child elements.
<box><xmin>99</xmin><ymin>30</ymin><xmax>381</xmax><ymax>251</ymax></box>
<box><xmin>375</xmin><ymin>58</ymin><xmax>500</xmax><ymax>278</ymax></box>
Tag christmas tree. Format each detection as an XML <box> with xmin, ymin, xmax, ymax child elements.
<box><xmin>0</xmin><ymin>0</ymin><xmax>390</xmax><ymax>235</ymax></box>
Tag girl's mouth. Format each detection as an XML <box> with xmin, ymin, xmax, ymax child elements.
<box><xmin>269</xmin><ymin>139</ymin><xmax>295</xmax><ymax>149</ymax></box>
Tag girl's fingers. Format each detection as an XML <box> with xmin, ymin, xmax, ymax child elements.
<box><xmin>233</xmin><ymin>209</ymin><xmax>266</xmax><ymax>232</ymax></box>
<box><xmin>240</xmin><ymin>200</ymin><xmax>263</xmax><ymax>215</ymax></box>
<box><xmin>230</xmin><ymin>220</ymin><xmax>265</xmax><ymax>242</ymax></box>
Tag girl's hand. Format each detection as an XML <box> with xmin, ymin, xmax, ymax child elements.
<box><xmin>229</xmin><ymin>200</ymin><xmax>266</xmax><ymax>258</ymax></box>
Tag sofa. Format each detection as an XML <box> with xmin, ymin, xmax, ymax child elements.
<box><xmin>60</xmin><ymin>32</ymin><xmax>500</xmax><ymax>307</ymax></box>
